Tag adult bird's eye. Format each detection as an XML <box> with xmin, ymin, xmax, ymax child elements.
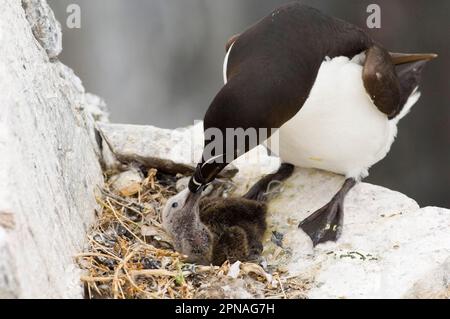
<box><xmin>172</xmin><ymin>202</ymin><xmax>178</xmax><ymax>208</ymax></box>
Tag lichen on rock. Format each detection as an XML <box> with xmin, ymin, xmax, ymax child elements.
<box><xmin>22</xmin><ymin>0</ymin><xmax>62</xmax><ymax>60</ymax></box>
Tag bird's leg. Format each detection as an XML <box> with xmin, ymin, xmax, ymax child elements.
<box><xmin>243</xmin><ymin>163</ymin><xmax>294</xmax><ymax>201</ymax></box>
<box><xmin>298</xmin><ymin>178</ymin><xmax>356</xmax><ymax>246</ymax></box>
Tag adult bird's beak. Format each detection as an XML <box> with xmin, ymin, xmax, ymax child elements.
<box><xmin>182</xmin><ymin>190</ymin><xmax>202</xmax><ymax>212</ymax></box>
<box><xmin>389</xmin><ymin>52</ymin><xmax>438</xmax><ymax>65</ymax></box>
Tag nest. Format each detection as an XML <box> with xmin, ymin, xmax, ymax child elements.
<box><xmin>77</xmin><ymin>168</ymin><xmax>310</xmax><ymax>299</ymax></box>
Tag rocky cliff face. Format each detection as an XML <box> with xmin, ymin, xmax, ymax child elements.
<box><xmin>0</xmin><ymin>0</ymin><xmax>106</xmax><ymax>298</ymax></box>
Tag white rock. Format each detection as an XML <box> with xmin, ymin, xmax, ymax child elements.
<box><xmin>110</xmin><ymin>168</ymin><xmax>144</xmax><ymax>196</ymax></box>
<box><xmin>404</xmin><ymin>256</ymin><xmax>450</xmax><ymax>299</ymax></box>
<box><xmin>98</xmin><ymin>122</ymin><xmax>238</xmax><ymax>177</ymax></box>
<box><xmin>232</xmin><ymin>145</ymin><xmax>450</xmax><ymax>299</ymax></box>
<box><xmin>227</xmin><ymin>261</ymin><xmax>242</xmax><ymax>279</ymax></box>
<box><xmin>0</xmin><ymin>1</ymin><xmax>104</xmax><ymax>298</ymax></box>
<box><xmin>195</xmin><ymin>277</ymin><xmax>264</xmax><ymax>299</ymax></box>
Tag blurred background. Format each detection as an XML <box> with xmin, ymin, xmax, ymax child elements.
<box><xmin>48</xmin><ymin>0</ymin><xmax>449</xmax><ymax>207</ymax></box>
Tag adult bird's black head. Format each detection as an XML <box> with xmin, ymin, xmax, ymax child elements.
<box><xmin>184</xmin><ymin>3</ymin><xmax>437</xmax><ymax>246</ymax></box>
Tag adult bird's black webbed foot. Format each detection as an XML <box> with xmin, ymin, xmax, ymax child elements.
<box><xmin>298</xmin><ymin>198</ymin><xmax>344</xmax><ymax>246</ymax></box>
<box><xmin>298</xmin><ymin>178</ymin><xmax>356</xmax><ymax>246</ymax></box>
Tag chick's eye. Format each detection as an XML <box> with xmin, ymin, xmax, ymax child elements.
<box><xmin>172</xmin><ymin>202</ymin><xmax>178</xmax><ymax>208</ymax></box>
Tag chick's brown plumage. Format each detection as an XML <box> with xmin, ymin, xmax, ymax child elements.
<box><xmin>199</xmin><ymin>197</ymin><xmax>267</xmax><ymax>265</ymax></box>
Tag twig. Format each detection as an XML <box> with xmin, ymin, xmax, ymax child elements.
<box><xmin>75</xmin><ymin>252</ymin><xmax>122</xmax><ymax>261</ymax></box>
<box><xmin>276</xmin><ymin>274</ymin><xmax>287</xmax><ymax>299</ymax></box>
<box><xmin>81</xmin><ymin>275</ymin><xmax>115</xmax><ymax>283</ymax></box>
<box><xmin>113</xmin><ymin>248</ymin><xmax>136</xmax><ymax>299</ymax></box>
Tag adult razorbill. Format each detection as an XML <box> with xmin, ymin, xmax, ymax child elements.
<box><xmin>182</xmin><ymin>3</ymin><xmax>437</xmax><ymax>246</ymax></box>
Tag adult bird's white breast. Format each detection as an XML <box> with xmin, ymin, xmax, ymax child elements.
<box><xmin>271</xmin><ymin>54</ymin><xmax>420</xmax><ymax>180</ymax></box>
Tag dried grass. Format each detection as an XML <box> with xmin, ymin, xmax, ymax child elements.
<box><xmin>77</xmin><ymin>168</ymin><xmax>310</xmax><ymax>299</ymax></box>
